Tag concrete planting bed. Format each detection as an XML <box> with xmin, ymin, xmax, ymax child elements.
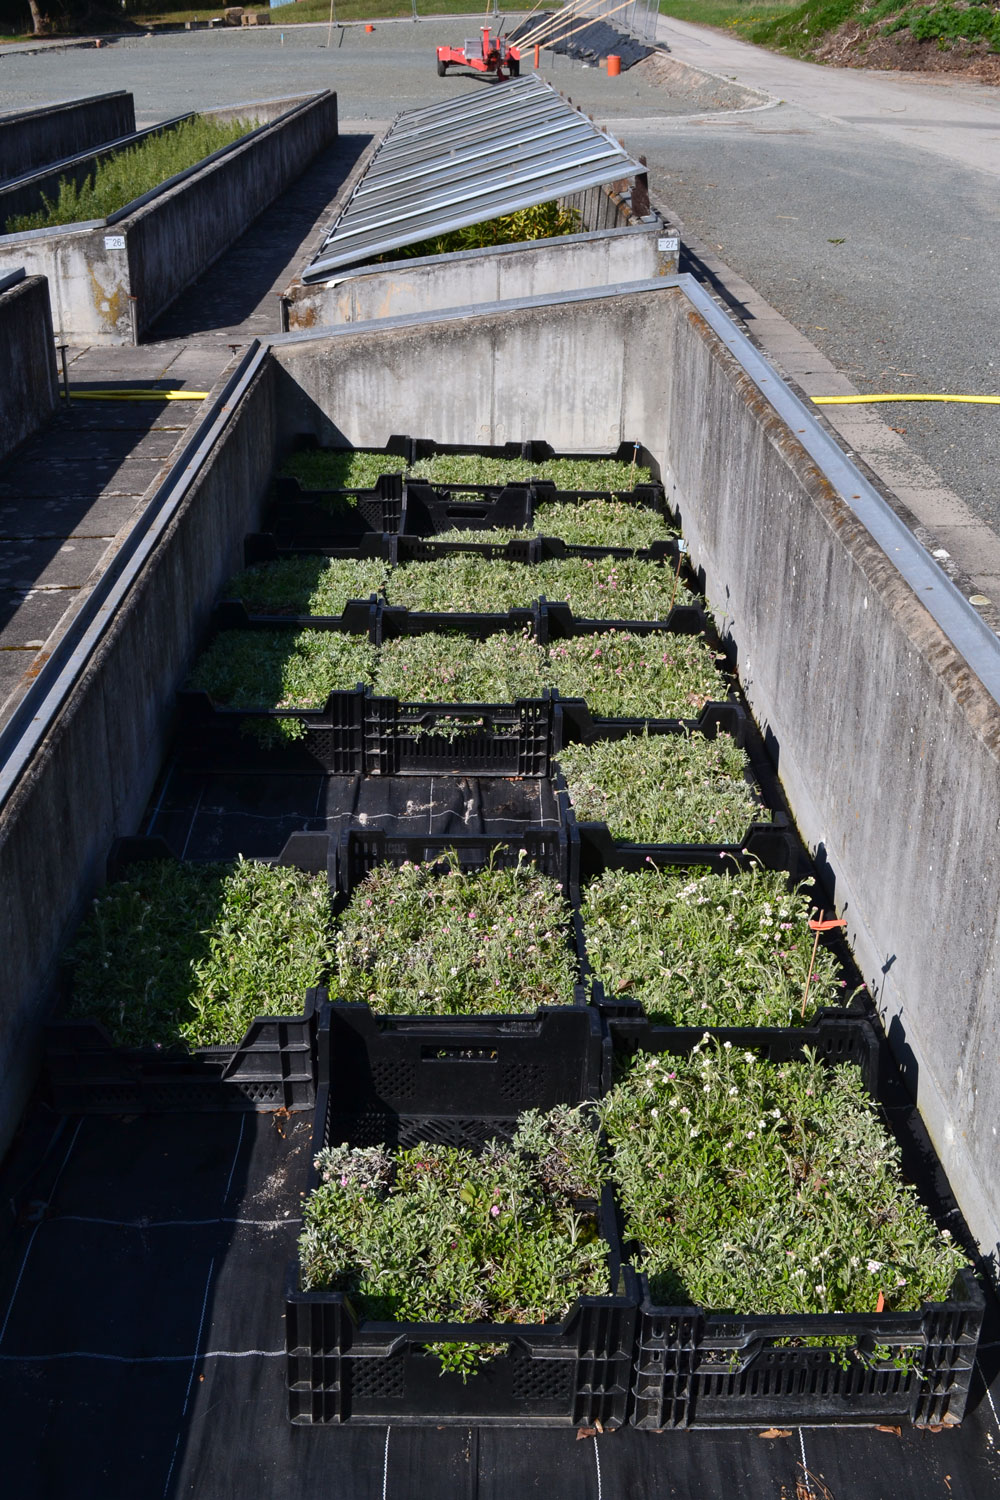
<box><xmin>0</xmin><ymin>92</ymin><xmax>338</xmax><ymax>344</ymax></box>
<box><xmin>1</xmin><ymin>276</ymin><xmax>999</xmax><ymax>1290</ymax></box>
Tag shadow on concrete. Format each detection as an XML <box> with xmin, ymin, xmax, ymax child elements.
<box><xmin>147</xmin><ymin>135</ymin><xmax>375</xmax><ymax>344</ymax></box>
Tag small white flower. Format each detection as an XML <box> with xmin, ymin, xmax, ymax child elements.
<box><xmin>728</xmin><ymin>1086</ymin><xmax>738</xmax><ymax>1097</ymax></box>
<box><xmin>867</xmin><ymin>1260</ymin><xmax>882</xmax><ymax>1274</ymax></box>
<box><xmin>723</xmin><ymin>1040</ymin><xmax>732</xmax><ymax>1051</ymax></box>
<box><xmin>690</xmin><ymin>1127</ymin><xmax>700</xmax><ymax>1139</ymax></box>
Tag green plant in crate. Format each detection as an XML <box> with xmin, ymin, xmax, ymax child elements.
<box><xmin>600</xmin><ymin>1039</ymin><xmax>967</xmax><ymax>1317</ymax></box>
<box><xmin>385</xmin><ymin>555</ymin><xmax>691</xmax><ymax>617</ymax></box>
<box><xmin>187</xmin><ymin>629</ymin><xmax>376</xmax><ymax>745</ymax></box>
<box><xmin>409</xmin><ymin>454</ymin><xmax>652</xmax><ymax>491</ymax></box>
<box><xmin>545</xmin><ymin>630</ymin><xmax>726</xmax><ymax>718</ymax></box>
<box><xmin>437</xmin><ymin>497</ymin><xmax>678</xmax><ymax>551</ymax></box>
<box><xmin>279</xmin><ymin>449</ymin><xmax>408</xmax><ymax>491</ymax></box>
<box><xmin>298</xmin><ymin>1103</ymin><xmax>607</xmax><ymax>1377</ymax></box>
<box><xmin>7</xmin><ymin>114</ymin><xmax>257</xmax><ymax>231</ymax></box>
<box><xmin>583</xmin><ymin>866</ymin><xmax>848</xmax><ymax>1025</ymax></box>
<box><xmin>67</xmin><ymin>858</ymin><xmax>333</xmax><ymax>1049</ymax></box>
<box><xmin>225</xmin><ymin>557</ymin><xmax>389</xmax><ymax>615</ymax></box>
<box><xmin>558</xmin><ymin>731</ymin><xmax>761</xmax><ymax>845</ymax></box>
<box><xmin>333</xmin><ymin>851</ymin><xmax>577</xmax><ymax>1016</ymax></box>
<box><xmin>373</xmin><ymin>630</ymin><xmax>547</xmax><ymax>705</ymax></box>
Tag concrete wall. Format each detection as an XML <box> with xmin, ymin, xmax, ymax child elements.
<box><xmin>0</xmin><ymin>92</ymin><xmax>338</xmax><ymax>344</ymax></box>
<box><xmin>286</xmin><ymin>224</ymin><xmax>676</xmax><ymax>329</ymax></box>
<box><xmin>0</xmin><ymin>357</ymin><xmax>278</xmax><ymax>1149</ymax></box>
<box><xmin>0</xmin><ymin>271</ymin><xmax>58</xmax><ymax>463</ymax></box>
<box><xmin>0</xmin><ymin>92</ymin><xmax>135</xmax><ymax>185</ymax></box>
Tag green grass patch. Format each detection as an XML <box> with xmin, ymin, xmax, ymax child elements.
<box><xmin>225</xmin><ymin>558</ymin><xmax>389</xmax><ymax>615</ymax></box>
<box><xmin>582</xmin><ymin>866</ymin><xmax>847</xmax><ymax>1024</ymax></box>
<box><xmin>187</xmin><ymin>629</ymin><xmax>376</xmax><ymax>743</ymax></box>
<box><xmin>373</xmin><ymin>631</ymin><xmax>547</xmax><ymax>703</ymax></box>
<box><xmin>384</xmin><ymin>556</ymin><xmax>693</xmax><ymax>617</ymax></box>
<box><xmin>658</xmin><ymin>0</ymin><xmax>799</xmax><ymax>34</ymax></box>
<box><xmin>332</xmin><ymin>852</ymin><xmax>578</xmax><ymax>1016</ymax></box>
<box><xmin>67</xmin><ymin>858</ymin><xmax>333</xmax><ymax>1049</ymax></box>
<box><xmin>546</xmin><ymin>631</ymin><xmax>725</xmax><ymax>718</ymax></box>
<box><xmin>601</xmin><ymin>1038</ymin><xmax>967</xmax><ymax>1313</ymax></box>
<box><xmin>298</xmin><ymin>1103</ymin><xmax>607</xmax><ymax>1378</ymax></box>
<box><xmin>741</xmin><ymin>0</ymin><xmax>997</xmax><ymax>56</ymax></box>
<box><xmin>558</xmin><ymin>731</ymin><xmax>760</xmax><ymax>844</ymax></box>
<box><xmin>7</xmin><ymin>113</ymin><xmax>256</xmax><ymax>232</ymax></box>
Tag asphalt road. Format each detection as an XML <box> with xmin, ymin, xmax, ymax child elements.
<box><xmin>2</xmin><ymin>19</ymin><xmax>998</xmax><ymax>543</ymax></box>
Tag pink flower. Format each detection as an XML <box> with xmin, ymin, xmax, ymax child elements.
<box><xmin>490</xmin><ymin>1205</ymin><xmax>500</xmax><ymax>1217</ymax></box>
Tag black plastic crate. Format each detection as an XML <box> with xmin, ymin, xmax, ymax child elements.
<box><xmin>318</xmin><ymin>998</ymin><xmax>603</xmax><ymax>1143</ymax></box>
<box><xmin>246</xmin><ymin>517</ymin><xmax>681</xmax><ymax>569</ymax></box>
<box><xmin>285</xmin><ymin>998</ymin><xmax>635</xmax><ymax>1426</ymax></box>
<box><xmin>45</xmin><ymin>836</ymin><xmax>328</xmax><ymax>1114</ymax></box>
<box><xmin>175</xmin><ymin>688</ymin><xmax>557</xmax><ymax>778</ymax></box>
<box><xmin>605</xmin><ymin>1016</ymin><xmax>985</xmax><ymax>1429</ymax></box>
<box><xmin>46</xmin><ymin>988</ymin><xmax>321</xmax><ymax>1114</ymax></box>
<box><xmin>332</xmin><ymin>824</ymin><xmax>571</xmax><ymax>894</ymax></box>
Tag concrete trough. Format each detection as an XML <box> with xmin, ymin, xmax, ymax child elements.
<box><xmin>0</xmin><ymin>269</ymin><xmax>58</xmax><ymax>464</ymax></box>
<box><xmin>1</xmin><ymin>278</ymin><xmax>999</xmax><ymax>1277</ymax></box>
<box><xmin>283</xmin><ymin>221</ymin><xmax>679</xmax><ymax>330</ymax></box>
<box><xmin>0</xmin><ymin>92</ymin><xmax>338</xmax><ymax>344</ymax></box>
<box><xmin>0</xmin><ymin>91</ymin><xmax>136</xmax><ymax>185</ymax></box>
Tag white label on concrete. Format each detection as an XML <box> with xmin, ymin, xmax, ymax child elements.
<box><xmin>103</xmin><ymin>235</ymin><xmax>126</xmax><ymax>250</ymax></box>
<box><xmin>658</xmin><ymin>237</ymin><xmax>680</xmax><ymax>254</ymax></box>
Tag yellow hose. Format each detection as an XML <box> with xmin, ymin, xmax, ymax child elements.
<box><xmin>812</xmin><ymin>394</ymin><xmax>1000</xmax><ymax>406</ymax></box>
<box><xmin>60</xmin><ymin>389</ymin><xmax>209</xmax><ymax>401</ymax></box>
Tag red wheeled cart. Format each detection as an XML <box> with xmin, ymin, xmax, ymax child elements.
<box><xmin>436</xmin><ymin>25</ymin><xmax>521</xmax><ymax>80</ymax></box>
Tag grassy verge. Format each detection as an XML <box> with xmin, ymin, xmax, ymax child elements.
<box><xmin>298</xmin><ymin>1104</ymin><xmax>607</xmax><ymax>1378</ymax></box>
<box><xmin>657</xmin><ymin>0</ymin><xmax>800</xmax><ymax>36</ymax></box>
<box><xmin>67</xmin><ymin>858</ymin><xmax>333</xmax><ymax>1049</ymax></box>
<box><xmin>582</xmin><ymin>866</ymin><xmax>847</xmax><ymax>1024</ymax></box>
<box><xmin>744</xmin><ymin>0</ymin><xmax>1000</xmax><ymax>57</ymax></box>
<box><xmin>546</xmin><ymin>631</ymin><xmax>725</xmax><ymax>717</ymax></box>
<box><xmin>332</xmin><ymin>852</ymin><xmax>578</xmax><ymax>1015</ymax></box>
<box><xmin>385</xmin><ymin>556</ymin><xmax>694</xmax><ymax>616</ymax></box>
<box><xmin>225</xmin><ymin>558</ymin><xmax>389</xmax><ymax>614</ymax></box>
<box><xmin>6</xmin><ymin>114</ymin><xmax>256</xmax><ymax>232</ymax></box>
<box><xmin>601</xmin><ymin>1038</ymin><xmax>967</xmax><ymax>1313</ymax></box>
<box><xmin>558</xmin><ymin>731</ymin><xmax>760</xmax><ymax>844</ymax></box>
<box><xmin>187</xmin><ymin>629</ymin><xmax>376</xmax><ymax>743</ymax></box>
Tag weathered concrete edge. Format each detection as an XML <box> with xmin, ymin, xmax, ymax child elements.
<box><xmin>286</xmin><ymin>223</ymin><xmax>675</xmax><ymax>329</ymax></box>
<box><xmin>0</xmin><ymin>90</ymin><xmax>135</xmax><ymax>185</ymax></box>
<box><xmin>0</xmin><ymin>353</ymin><xmax>279</xmax><ymax>1150</ymax></box>
<box><xmin>0</xmin><ymin>273</ymin><xmax>58</xmax><ymax>464</ymax></box>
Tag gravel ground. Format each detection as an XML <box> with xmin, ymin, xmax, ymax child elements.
<box><xmin>0</xmin><ymin>20</ymin><xmax>731</xmax><ymax>122</ymax></box>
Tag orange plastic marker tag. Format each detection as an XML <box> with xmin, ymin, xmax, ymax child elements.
<box><xmin>808</xmin><ymin>917</ymin><xmax>848</xmax><ymax>932</ymax></box>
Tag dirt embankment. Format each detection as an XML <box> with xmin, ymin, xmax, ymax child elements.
<box><xmin>813</xmin><ymin>9</ymin><xmax>1000</xmax><ymax>84</ymax></box>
